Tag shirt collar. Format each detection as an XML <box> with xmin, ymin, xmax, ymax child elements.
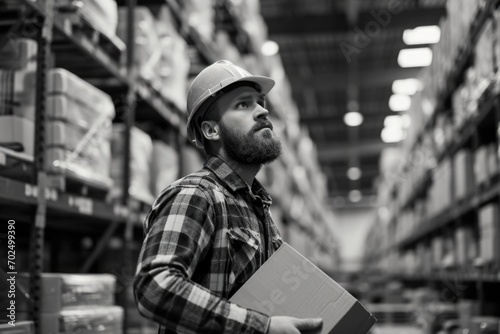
<box><xmin>204</xmin><ymin>156</ymin><xmax>272</xmax><ymax>204</ymax></box>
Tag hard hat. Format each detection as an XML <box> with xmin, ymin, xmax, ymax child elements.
<box><xmin>186</xmin><ymin>60</ymin><xmax>275</xmax><ymax>148</ymax></box>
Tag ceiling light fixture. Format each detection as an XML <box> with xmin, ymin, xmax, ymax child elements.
<box><xmin>384</xmin><ymin>115</ymin><xmax>403</xmax><ymax>128</ymax></box>
<box><xmin>347</xmin><ymin>167</ymin><xmax>362</xmax><ymax>181</ymax></box>
<box><xmin>343</xmin><ymin>111</ymin><xmax>364</xmax><ymax>127</ymax></box>
<box><xmin>389</xmin><ymin>94</ymin><xmax>411</xmax><ymax>111</ymax></box>
<box><xmin>392</xmin><ymin>78</ymin><xmax>422</xmax><ymax>95</ymax></box>
<box><xmin>261</xmin><ymin>40</ymin><xmax>279</xmax><ymax>56</ymax></box>
<box><xmin>403</xmin><ymin>25</ymin><xmax>441</xmax><ymax>45</ymax></box>
<box><xmin>381</xmin><ymin>126</ymin><xmax>405</xmax><ymax>143</ymax></box>
<box><xmin>398</xmin><ymin>47</ymin><xmax>433</xmax><ymax>68</ymax></box>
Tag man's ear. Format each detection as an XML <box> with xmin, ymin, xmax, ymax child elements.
<box><xmin>200</xmin><ymin>120</ymin><xmax>220</xmax><ymax>142</ymax></box>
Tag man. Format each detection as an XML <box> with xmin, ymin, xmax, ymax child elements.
<box><xmin>134</xmin><ymin>60</ymin><xmax>323</xmax><ymax>334</ymax></box>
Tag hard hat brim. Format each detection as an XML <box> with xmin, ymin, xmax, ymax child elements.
<box><xmin>238</xmin><ymin>75</ymin><xmax>275</xmax><ymax>96</ymax></box>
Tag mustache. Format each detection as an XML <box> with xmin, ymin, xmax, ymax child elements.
<box><xmin>252</xmin><ymin>120</ymin><xmax>273</xmax><ymax>132</ymax></box>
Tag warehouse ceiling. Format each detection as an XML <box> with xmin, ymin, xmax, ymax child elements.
<box><xmin>260</xmin><ymin>0</ymin><xmax>447</xmax><ymax>207</ymax></box>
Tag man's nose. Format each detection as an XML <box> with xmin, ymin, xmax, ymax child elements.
<box><xmin>254</xmin><ymin>104</ymin><xmax>269</xmax><ymax>120</ymax></box>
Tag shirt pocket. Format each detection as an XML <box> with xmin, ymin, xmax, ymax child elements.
<box><xmin>227</xmin><ymin>227</ymin><xmax>262</xmax><ymax>287</ymax></box>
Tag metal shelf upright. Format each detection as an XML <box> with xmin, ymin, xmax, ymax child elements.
<box><xmin>29</xmin><ymin>1</ymin><xmax>53</xmax><ymax>333</ymax></box>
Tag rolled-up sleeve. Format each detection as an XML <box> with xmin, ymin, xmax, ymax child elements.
<box><xmin>133</xmin><ymin>185</ymin><xmax>270</xmax><ymax>334</ymax></box>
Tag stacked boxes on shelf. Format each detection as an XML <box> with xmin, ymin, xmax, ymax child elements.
<box><xmin>453</xmin><ymin>149</ymin><xmax>475</xmax><ymax>201</ymax></box>
<box><xmin>369</xmin><ymin>0</ymin><xmax>500</xmax><ymax>276</ymax></box>
<box><xmin>17</xmin><ymin>274</ymin><xmax>124</xmax><ymax>334</ymax></box>
<box><xmin>118</xmin><ymin>7</ymin><xmax>160</xmax><ymax>83</ymax></box>
<box><xmin>110</xmin><ymin>125</ymin><xmax>185</xmax><ymax>204</ymax></box>
<box><xmin>117</xmin><ymin>6</ymin><xmax>190</xmax><ymax>110</ymax></box>
<box><xmin>111</xmin><ymin>125</ymin><xmax>155</xmax><ymax>204</ymax></box>
<box><xmin>474</xmin><ymin>144</ymin><xmax>499</xmax><ymax>187</ymax></box>
<box><xmin>455</xmin><ymin>226</ymin><xmax>472</xmax><ymax>269</ymax></box>
<box><xmin>478</xmin><ymin>203</ymin><xmax>499</xmax><ymax>266</ymax></box>
<box><xmin>428</xmin><ymin>157</ymin><xmax>452</xmax><ymax>218</ymax></box>
<box><xmin>226</xmin><ymin>0</ymin><xmax>268</xmax><ymax>54</ymax></box>
<box><xmin>154</xmin><ymin>6</ymin><xmax>190</xmax><ymax>110</ymax></box>
<box><xmin>473</xmin><ymin>19</ymin><xmax>495</xmax><ymax>96</ymax></box>
<box><xmin>0</xmin><ymin>39</ymin><xmax>37</xmax><ymax>156</ymax></box>
<box><xmin>424</xmin><ymin>0</ymin><xmax>488</xmax><ymax>115</ymax></box>
<box><xmin>46</xmin><ymin>68</ymin><xmax>115</xmax><ymax>189</ymax></box>
<box><xmin>496</xmin><ymin>9</ymin><xmax>500</xmax><ymax>78</ymax></box>
<box><xmin>97</xmin><ymin>241</ymin><xmax>158</xmax><ymax>334</ymax></box>
<box><xmin>57</xmin><ymin>0</ymin><xmax>119</xmax><ymax>40</ymax></box>
<box><xmin>179</xmin><ymin>0</ymin><xmax>215</xmax><ymax>43</ymax></box>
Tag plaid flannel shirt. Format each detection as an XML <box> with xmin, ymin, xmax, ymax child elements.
<box><xmin>134</xmin><ymin>156</ymin><xmax>283</xmax><ymax>334</ymax></box>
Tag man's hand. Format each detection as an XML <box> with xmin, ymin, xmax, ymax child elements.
<box><xmin>268</xmin><ymin>316</ymin><xmax>323</xmax><ymax>334</ymax></box>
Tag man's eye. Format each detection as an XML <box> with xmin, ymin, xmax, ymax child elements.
<box><xmin>236</xmin><ymin>102</ymin><xmax>248</xmax><ymax>108</ymax></box>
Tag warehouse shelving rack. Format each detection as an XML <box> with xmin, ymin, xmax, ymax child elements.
<box><xmin>1</xmin><ymin>1</ymin><xmax>339</xmax><ymax>333</ymax></box>
<box><xmin>0</xmin><ymin>0</ymin><xmax>202</xmax><ymax>332</ymax></box>
<box><xmin>397</xmin><ymin>93</ymin><xmax>500</xmax><ymax>250</ymax></box>
<box><xmin>365</xmin><ymin>0</ymin><xmax>500</xmax><ymax>312</ymax></box>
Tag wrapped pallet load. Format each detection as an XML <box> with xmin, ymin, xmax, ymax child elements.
<box><xmin>154</xmin><ymin>6</ymin><xmax>191</xmax><ymax>110</ymax></box>
<box><xmin>0</xmin><ymin>39</ymin><xmax>37</xmax><ymax>156</ymax></box>
<box><xmin>111</xmin><ymin>125</ymin><xmax>154</xmax><ymax>204</ymax></box>
<box><xmin>16</xmin><ymin>274</ymin><xmax>124</xmax><ymax>334</ymax></box>
<box><xmin>117</xmin><ymin>6</ymin><xmax>159</xmax><ymax>83</ymax></box>
<box><xmin>182</xmin><ymin>0</ymin><xmax>215</xmax><ymax>43</ymax></box>
<box><xmin>227</xmin><ymin>0</ymin><xmax>267</xmax><ymax>52</ymax></box>
<box><xmin>57</xmin><ymin>0</ymin><xmax>119</xmax><ymax>39</ymax></box>
<box><xmin>46</xmin><ymin>68</ymin><xmax>115</xmax><ymax>188</ymax></box>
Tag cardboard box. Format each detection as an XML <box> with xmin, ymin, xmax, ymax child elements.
<box><xmin>487</xmin><ymin>143</ymin><xmax>498</xmax><ymax>179</ymax></box>
<box><xmin>39</xmin><ymin>313</ymin><xmax>59</xmax><ymax>334</ymax></box>
<box><xmin>455</xmin><ymin>227</ymin><xmax>468</xmax><ymax>267</ymax></box>
<box><xmin>478</xmin><ymin>203</ymin><xmax>499</xmax><ymax>263</ymax></box>
<box><xmin>474</xmin><ymin>146</ymin><xmax>489</xmax><ymax>186</ymax></box>
<box><xmin>453</xmin><ymin>149</ymin><xmax>475</xmax><ymax>201</ymax></box>
<box><xmin>47</xmin><ymin>68</ymin><xmax>114</xmax><ymax>117</ymax></box>
<box><xmin>0</xmin><ymin>38</ymin><xmax>37</xmax><ymax>70</ymax></box>
<box><xmin>0</xmin><ymin>115</ymin><xmax>34</xmax><ymax>156</ymax></box>
<box><xmin>432</xmin><ymin>236</ymin><xmax>443</xmax><ymax>269</ymax></box>
<box><xmin>230</xmin><ymin>243</ymin><xmax>376</xmax><ymax>334</ymax></box>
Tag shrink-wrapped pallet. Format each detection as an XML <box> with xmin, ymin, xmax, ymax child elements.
<box><xmin>57</xmin><ymin>0</ymin><xmax>118</xmax><ymax>39</ymax></box>
<box><xmin>0</xmin><ymin>115</ymin><xmax>34</xmax><ymax>156</ymax></box>
<box><xmin>45</xmin><ymin>68</ymin><xmax>115</xmax><ymax>188</ymax></box>
<box><xmin>0</xmin><ymin>39</ymin><xmax>37</xmax><ymax>120</ymax></box>
<box><xmin>117</xmin><ymin>7</ymin><xmax>159</xmax><ymax>82</ymax></box>
<box><xmin>111</xmin><ymin>125</ymin><xmax>154</xmax><ymax>204</ymax></box>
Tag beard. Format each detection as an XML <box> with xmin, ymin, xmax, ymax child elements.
<box><xmin>219</xmin><ymin>120</ymin><xmax>282</xmax><ymax>165</ymax></box>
